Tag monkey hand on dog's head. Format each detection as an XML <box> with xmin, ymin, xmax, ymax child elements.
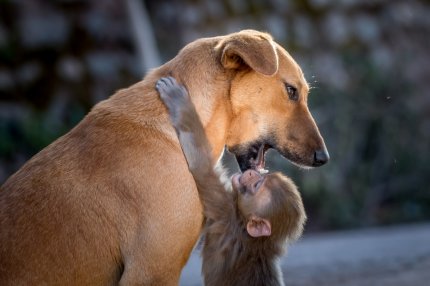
<box><xmin>157</xmin><ymin>76</ymin><xmax>306</xmax><ymax>285</ymax></box>
<box><xmin>156</xmin><ymin>76</ymin><xmax>213</xmax><ymax>173</ymax></box>
<box><xmin>156</xmin><ymin>77</ymin><xmax>197</xmax><ymax>133</ymax></box>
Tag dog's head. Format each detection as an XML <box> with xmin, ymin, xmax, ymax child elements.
<box><xmin>218</xmin><ymin>30</ymin><xmax>329</xmax><ymax>171</ymax></box>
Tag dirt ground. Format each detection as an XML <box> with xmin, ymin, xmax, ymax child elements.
<box><xmin>180</xmin><ymin>223</ymin><xmax>430</xmax><ymax>286</ymax></box>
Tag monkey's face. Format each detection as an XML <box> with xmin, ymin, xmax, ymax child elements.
<box><xmin>233</xmin><ymin>171</ymin><xmax>306</xmax><ymax>240</ymax></box>
<box><xmin>232</xmin><ymin>170</ymin><xmax>272</xmax><ymax>217</ymax></box>
<box><xmin>232</xmin><ymin>169</ymin><xmax>276</xmax><ymax>238</ymax></box>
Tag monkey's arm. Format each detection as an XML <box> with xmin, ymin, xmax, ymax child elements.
<box><xmin>156</xmin><ymin>77</ymin><xmax>234</xmax><ymax>221</ymax></box>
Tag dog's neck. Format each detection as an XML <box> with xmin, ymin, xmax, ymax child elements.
<box><xmin>186</xmin><ymin>80</ymin><xmax>233</xmax><ymax>160</ymax></box>
<box><xmin>102</xmin><ymin>37</ymin><xmax>236</xmax><ymax>161</ymax></box>
<box><xmin>165</xmin><ymin>42</ymin><xmax>235</xmax><ymax>160</ymax></box>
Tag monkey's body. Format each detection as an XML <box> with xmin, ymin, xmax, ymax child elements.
<box><xmin>201</xmin><ymin>195</ymin><xmax>285</xmax><ymax>286</ymax></box>
<box><xmin>157</xmin><ymin>77</ymin><xmax>306</xmax><ymax>286</ymax></box>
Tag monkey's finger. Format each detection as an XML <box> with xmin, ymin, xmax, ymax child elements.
<box><xmin>159</xmin><ymin>76</ymin><xmax>173</xmax><ymax>88</ymax></box>
<box><xmin>159</xmin><ymin>77</ymin><xmax>171</xmax><ymax>89</ymax></box>
<box><xmin>158</xmin><ymin>77</ymin><xmax>177</xmax><ymax>95</ymax></box>
<box><xmin>166</xmin><ymin>76</ymin><xmax>177</xmax><ymax>86</ymax></box>
<box><xmin>155</xmin><ymin>79</ymin><xmax>167</xmax><ymax>92</ymax></box>
<box><xmin>157</xmin><ymin>79</ymin><xmax>175</xmax><ymax>97</ymax></box>
<box><xmin>155</xmin><ymin>83</ymin><xmax>161</xmax><ymax>93</ymax></box>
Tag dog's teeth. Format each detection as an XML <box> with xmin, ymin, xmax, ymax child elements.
<box><xmin>258</xmin><ymin>168</ymin><xmax>268</xmax><ymax>174</ymax></box>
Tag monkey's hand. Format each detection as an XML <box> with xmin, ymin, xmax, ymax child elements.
<box><xmin>156</xmin><ymin>76</ymin><xmax>195</xmax><ymax>132</ymax></box>
<box><xmin>156</xmin><ymin>76</ymin><xmax>213</xmax><ymax>173</ymax></box>
<box><xmin>156</xmin><ymin>77</ymin><xmax>231</xmax><ymax>221</ymax></box>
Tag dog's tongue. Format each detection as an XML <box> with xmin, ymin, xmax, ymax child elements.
<box><xmin>255</xmin><ymin>145</ymin><xmax>268</xmax><ymax>174</ymax></box>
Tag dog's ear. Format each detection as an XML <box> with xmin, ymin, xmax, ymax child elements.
<box><xmin>219</xmin><ymin>31</ymin><xmax>279</xmax><ymax>76</ymax></box>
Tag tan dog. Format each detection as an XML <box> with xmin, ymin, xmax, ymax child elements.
<box><xmin>0</xmin><ymin>30</ymin><xmax>328</xmax><ymax>285</ymax></box>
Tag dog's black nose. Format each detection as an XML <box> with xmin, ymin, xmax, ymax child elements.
<box><xmin>313</xmin><ymin>149</ymin><xmax>329</xmax><ymax>166</ymax></box>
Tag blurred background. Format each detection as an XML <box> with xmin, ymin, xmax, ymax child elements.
<box><xmin>1</xmin><ymin>0</ymin><xmax>429</xmax><ymax>234</ymax></box>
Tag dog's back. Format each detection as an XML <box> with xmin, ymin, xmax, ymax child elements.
<box><xmin>0</xmin><ymin>71</ymin><xmax>203</xmax><ymax>284</ymax></box>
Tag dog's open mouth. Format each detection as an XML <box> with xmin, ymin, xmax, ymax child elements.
<box><xmin>231</xmin><ymin>142</ymin><xmax>271</xmax><ymax>173</ymax></box>
<box><xmin>251</xmin><ymin>145</ymin><xmax>269</xmax><ymax>174</ymax></box>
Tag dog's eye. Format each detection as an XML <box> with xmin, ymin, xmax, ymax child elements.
<box><xmin>285</xmin><ymin>84</ymin><xmax>298</xmax><ymax>101</ymax></box>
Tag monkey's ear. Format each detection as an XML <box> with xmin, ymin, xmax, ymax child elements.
<box><xmin>246</xmin><ymin>216</ymin><xmax>272</xmax><ymax>237</ymax></box>
<box><xmin>219</xmin><ymin>31</ymin><xmax>279</xmax><ymax>76</ymax></box>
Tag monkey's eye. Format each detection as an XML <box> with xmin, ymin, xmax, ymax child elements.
<box><xmin>285</xmin><ymin>84</ymin><xmax>298</xmax><ymax>101</ymax></box>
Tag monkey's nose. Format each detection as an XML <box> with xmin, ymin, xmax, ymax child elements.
<box><xmin>242</xmin><ymin>170</ymin><xmax>260</xmax><ymax>182</ymax></box>
<box><xmin>313</xmin><ymin>149</ymin><xmax>329</xmax><ymax>167</ymax></box>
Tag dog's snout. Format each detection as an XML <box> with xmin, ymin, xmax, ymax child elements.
<box><xmin>313</xmin><ymin>149</ymin><xmax>329</xmax><ymax>167</ymax></box>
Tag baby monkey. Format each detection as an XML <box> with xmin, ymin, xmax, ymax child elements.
<box><xmin>156</xmin><ymin>77</ymin><xmax>306</xmax><ymax>286</ymax></box>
